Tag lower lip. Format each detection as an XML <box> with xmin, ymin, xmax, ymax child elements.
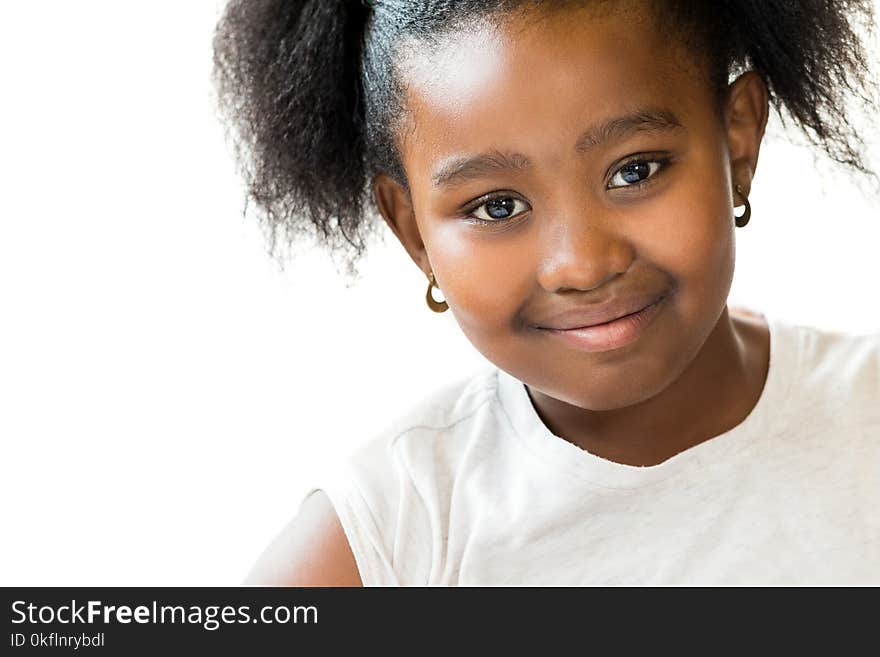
<box><xmin>540</xmin><ymin>296</ymin><xmax>666</xmax><ymax>352</ymax></box>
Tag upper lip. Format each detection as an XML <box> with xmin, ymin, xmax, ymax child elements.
<box><xmin>533</xmin><ymin>292</ymin><xmax>666</xmax><ymax>330</ymax></box>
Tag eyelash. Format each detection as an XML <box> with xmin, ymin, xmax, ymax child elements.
<box><xmin>461</xmin><ymin>154</ymin><xmax>672</xmax><ymax>225</ymax></box>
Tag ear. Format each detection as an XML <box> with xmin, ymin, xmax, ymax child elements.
<box><xmin>373</xmin><ymin>173</ymin><xmax>430</xmax><ymax>276</ymax></box>
<box><xmin>723</xmin><ymin>70</ymin><xmax>770</xmax><ymax>196</ymax></box>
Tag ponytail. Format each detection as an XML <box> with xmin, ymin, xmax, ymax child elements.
<box><xmin>213</xmin><ymin>0</ymin><xmax>373</xmax><ymax>276</ymax></box>
<box><xmin>722</xmin><ymin>0</ymin><xmax>878</xmax><ymax>179</ymax></box>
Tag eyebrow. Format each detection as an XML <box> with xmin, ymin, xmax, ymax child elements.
<box><xmin>430</xmin><ymin>107</ymin><xmax>684</xmax><ymax>190</ymax></box>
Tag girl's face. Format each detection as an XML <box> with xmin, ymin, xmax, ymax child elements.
<box><xmin>375</xmin><ymin>3</ymin><xmax>768</xmax><ymax>411</ymax></box>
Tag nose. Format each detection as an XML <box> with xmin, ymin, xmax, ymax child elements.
<box><xmin>534</xmin><ymin>205</ymin><xmax>635</xmax><ymax>293</ymax></box>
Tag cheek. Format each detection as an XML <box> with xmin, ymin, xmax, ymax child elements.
<box><xmin>641</xmin><ymin>160</ymin><xmax>736</xmax><ymax>314</ymax></box>
<box><xmin>426</xmin><ymin>221</ymin><xmax>533</xmax><ymax>336</ymax></box>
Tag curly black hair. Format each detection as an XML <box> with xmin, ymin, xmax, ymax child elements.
<box><xmin>212</xmin><ymin>0</ymin><xmax>879</xmax><ymax>279</ymax></box>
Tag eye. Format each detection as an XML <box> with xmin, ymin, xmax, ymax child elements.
<box><xmin>607</xmin><ymin>157</ymin><xmax>669</xmax><ymax>190</ymax></box>
<box><xmin>466</xmin><ymin>194</ymin><xmax>530</xmax><ymax>224</ymax></box>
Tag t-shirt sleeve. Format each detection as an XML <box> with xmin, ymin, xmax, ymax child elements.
<box><xmin>292</xmin><ymin>371</ymin><xmax>493</xmax><ymax>586</ymax></box>
<box><xmin>298</xmin><ymin>442</ymin><xmax>404</xmax><ymax>587</ymax></box>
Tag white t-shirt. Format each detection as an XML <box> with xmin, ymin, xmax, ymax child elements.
<box><xmin>303</xmin><ymin>312</ymin><xmax>880</xmax><ymax>585</ymax></box>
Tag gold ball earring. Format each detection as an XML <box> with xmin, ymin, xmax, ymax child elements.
<box><xmin>734</xmin><ymin>183</ymin><xmax>751</xmax><ymax>228</ymax></box>
<box><xmin>425</xmin><ymin>271</ymin><xmax>449</xmax><ymax>313</ymax></box>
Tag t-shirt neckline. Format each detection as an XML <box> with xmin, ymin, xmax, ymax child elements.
<box><xmin>495</xmin><ymin>310</ymin><xmax>799</xmax><ymax>489</ymax></box>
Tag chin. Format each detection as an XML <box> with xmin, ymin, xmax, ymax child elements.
<box><xmin>568</xmin><ymin>385</ymin><xmax>663</xmax><ymax>412</ymax></box>
<box><xmin>530</xmin><ymin>366</ymin><xmax>669</xmax><ymax>411</ymax></box>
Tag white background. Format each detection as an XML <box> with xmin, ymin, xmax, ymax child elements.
<box><xmin>1</xmin><ymin>2</ymin><xmax>878</xmax><ymax>585</ymax></box>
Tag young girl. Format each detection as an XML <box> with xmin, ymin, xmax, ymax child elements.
<box><xmin>213</xmin><ymin>0</ymin><xmax>880</xmax><ymax>585</ymax></box>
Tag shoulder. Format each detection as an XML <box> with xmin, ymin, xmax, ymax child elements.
<box><xmin>243</xmin><ymin>367</ymin><xmax>503</xmax><ymax>587</ymax></box>
<box><xmin>775</xmin><ymin>316</ymin><xmax>879</xmax><ymax>424</ymax></box>
<box><xmin>328</xmin><ymin>363</ymin><xmax>502</xmax><ymax>515</ymax></box>
<box><xmin>339</xmin><ymin>365</ymin><xmax>501</xmax><ymax>482</ymax></box>
<box><xmin>302</xmin><ymin>366</ymin><xmax>504</xmax><ymax>585</ymax></box>
<box><xmin>787</xmin><ymin>320</ymin><xmax>879</xmax><ymax>387</ymax></box>
<box><xmin>380</xmin><ymin>365</ymin><xmax>501</xmax><ymax>436</ymax></box>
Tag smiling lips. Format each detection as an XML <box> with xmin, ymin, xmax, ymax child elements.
<box><xmin>534</xmin><ymin>292</ymin><xmax>668</xmax><ymax>352</ymax></box>
<box><xmin>535</xmin><ymin>292</ymin><xmax>667</xmax><ymax>330</ymax></box>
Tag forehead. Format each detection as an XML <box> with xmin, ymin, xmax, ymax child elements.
<box><xmin>396</xmin><ymin>4</ymin><xmax>706</xmax><ymax>187</ymax></box>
